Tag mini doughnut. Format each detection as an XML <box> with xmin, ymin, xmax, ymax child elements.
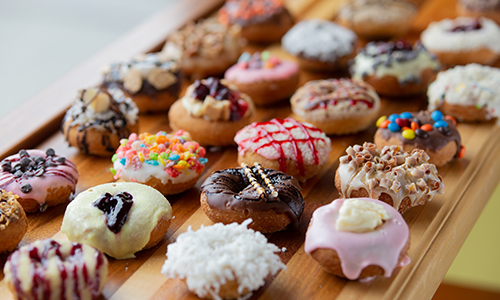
<box><xmin>457</xmin><ymin>0</ymin><xmax>500</xmax><ymax>25</ymax></box>
<box><xmin>224</xmin><ymin>51</ymin><xmax>299</xmax><ymax>106</ymax></box>
<box><xmin>161</xmin><ymin>220</ymin><xmax>285</xmax><ymax>300</ymax></box>
<box><xmin>427</xmin><ymin>63</ymin><xmax>500</xmax><ymax>123</ymax></box>
<box><xmin>291</xmin><ymin>78</ymin><xmax>381</xmax><ymax>135</ymax></box>
<box><xmin>374</xmin><ymin>111</ymin><xmax>464</xmax><ymax>167</ymax></box>
<box><xmin>421</xmin><ymin>17</ymin><xmax>500</xmax><ymax>66</ymax></box>
<box><xmin>234</xmin><ymin>117</ymin><xmax>332</xmax><ymax>182</ymax></box>
<box><xmin>61</xmin><ymin>182</ymin><xmax>172</xmax><ymax>259</ymax></box>
<box><xmin>111</xmin><ymin>131</ymin><xmax>208</xmax><ymax>195</ymax></box>
<box><xmin>305</xmin><ymin>198</ymin><xmax>410</xmax><ymax>280</ymax></box>
<box><xmin>282</xmin><ymin>19</ymin><xmax>358</xmax><ymax>72</ymax></box>
<box><xmin>0</xmin><ymin>149</ymin><xmax>79</xmax><ymax>213</ymax></box>
<box><xmin>218</xmin><ymin>0</ymin><xmax>294</xmax><ymax>43</ymax></box>
<box><xmin>200</xmin><ymin>163</ymin><xmax>304</xmax><ymax>233</ymax></box>
<box><xmin>351</xmin><ymin>39</ymin><xmax>440</xmax><ymax>96</ymax></box>
<box><xmin>0</xmin><ymin>190</ymin><xmax>27</xmax><ymax>253</ymax></box>
<box><xmin>169</xmin><ymin>77</ymin><xmax>256</xmax><ymax>146</ymax></box>
<box><xmin>335</xmin><ymin>142</ymin><xmax>444</xmax><ymax>214</ymax></box>
<box><xmin>62</xmin><ymin>86</ymin><xmax>139</xmax><ymax>156</ymax></box>
<box><xmin>4</xmin><ymin>239</ymin><xmax>108</xmax><ymax>300</ymax></box>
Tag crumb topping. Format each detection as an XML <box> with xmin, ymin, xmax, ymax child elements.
<box><xmin>0</xmin><ymin>190</ymin><xmax>22</xmax><ymax>229</ymax></box>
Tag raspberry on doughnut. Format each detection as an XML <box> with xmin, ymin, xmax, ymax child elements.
<box><xmin>0</xmin><ymin>190</ymin><xmax>27</xmax><ymax>253</ymax></box>
<box><xmin>291</xmin><ymin>78</ymin><xmax>381</xmax><ymax>135</ymax></box>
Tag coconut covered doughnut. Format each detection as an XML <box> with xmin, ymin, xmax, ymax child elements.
<box><xmin>282</xmin><ymin>19</ymin><xmax>358</xmax><ymax>72</ymax></box>
<box><xmin>457</xmin><ymin>0</ymin><xmax>500</xmax><ymax>24</ymax></box>
<box><xmin>3</xmin><ymin>239</ymin><xmax>108</xmax><ymax>300</ymax></box>
<box><xmin>61</xmin><ymin>182</ymin><xmax>172</xmax><ymax>259</ymax></box>
<box><xmin>335</xmin><ymin>142</ymin><xmax>444</xmax><ymax>214</ymax></box>
<box><xmin>305</xmin><ymin>198</ymin><xmax>410</xmax><ymax>280</ymax></box>
<box><xmin>62</xmin><ymin>86</ymin><xmax>139</xmax><ymax>156</ymax></box>
<box><xmin>200</xmin><ymin>163</ymin><xmax>304</xmax><ymax>233</ymax></box>
<box><xmin>0</xmin><ymin>190</ymin><xmax>27</xmax><ymax>253</ymax></box>
<box><xmin>351</xmin><ymin>39</ymin><xmax>440</xmax><ymax>96</ymax></box>
<box><xmin>291</xmin><ymin>78</ymin><xmax>381</xmax><ymax>135</ymax></box>
<box><xmin>111</xmin><ymin>131</ymin><xmax>208</xmax><ymax>195</ymax></box>
<box><xmin>427</xmin><ymin>64</ymin><xmax>500</xmax><ymax>123</ymax></box>
<box><xmin>0</xmin><ymin>149</ymin><xmax>79</xmax><ymax>213</ymax></box>
<box><xmin>161</xmin><ymin>220</ymin><xmax>285</xmax><ymax>300</ymax></box>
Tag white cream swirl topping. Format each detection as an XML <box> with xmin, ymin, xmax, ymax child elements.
<box><xmin>336</xmin><ymin>198</ymin><xmax>391</xmax><ymax>233</ymax></box>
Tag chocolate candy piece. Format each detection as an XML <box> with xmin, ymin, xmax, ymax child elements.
<box><xmin>438</xmin><ymin>126</ymin><xmax>451</xmax><ymax>136</ymax></box>
<box><xmin>20</xmin><ymin>183</ymin><xmax>32</xmax><ymax>193</ymax></box>
<box><xmin>415</xmin><ymin>128</ymin><xmax>429</xmax><ymax>139</ymax></box>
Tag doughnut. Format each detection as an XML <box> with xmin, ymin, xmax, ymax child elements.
<box><xmin>218</xmin><ymin>0</ymin><xmax>294</xmax><ymax>43</ymax></box>
<box><xmin>234</xmin><ymin>117</ymin><xmax>332</xmax><ymax>182</ymax></box>
<box><xmin>335</xmin><ymin>142</ymin><xmax>444</xmax><ymax>214</ymax></box>
<box><xmin>111</xmin><ymin>130</ymin><xmax>208</xmax><ymax>195</ymax></box>
<box><xmin>0</xmin><ymin>190</ymin><xmax>27</xmax><ymax>253</ymax></box>
<box><xmin>0</xmin><ymin>149</ymin><xmax>79</xmax><ymax>213</ymax></box>
<box><xmin>457</xmin><ymin>0</ymin><xmax>500</xmax><ymax>25</ymax></box>
<box><xmin>427</xmin><ymin>64</ymin><xmax>500</xmax><ymax>123</ymax></box>
<box><xmin>169</xmin><ymin>78</ymin><xmax>256</xmax><ymax>146</ymax></box>
<box><xmin>200</xmin><ymin>162</ymin><xmax>304</xmax><ymax>233</ymax></box>
<box><xmin>224</xmin><ymin>51</ymin><xmax>299</xmax><ymax>106</ymax></box>
<box><xmin>3</xmin><ymin>239</ymin><xmax>108</xmax><ymax>300</ymax></box>
<box><xmin>281</xmin><ymin>19</ymin><xmax>358</xmax><ymax>72</ymax></box>
<box><xmin>62</xmin><ymin>86</ymin><xmax>139</xmax><ymax>156</ymax></box>
<box><xmin>61</xmin><ymin>182</ymin><xmax>172</xmax><ymax>259</ymax></box>
<box><xmin>305</xmin><ymin>198</ymin><xmax>410</xmax><ymax>280</ymax></box>
<box><xmin>102</xmin><ymin>52</ymin><xmax>180</xmax><ymax>113</ymax></box>
<box><xmin>421</xmin><ymin>17</ymin><xmax>500</xmax><ymax>66</ymax></box>
<box><xmin>374</xmin><ymin>111</ymin><xmax>465</xmax><ymax>167</ymax></box>
<box><xmin>290</xmin><ymin>78</ymin><xmax>381</xmax><ymax>135</ymax></box>
<box><xmin>162</xmin><ymin>18</ymin><xmax>241</xmax><ymax>78</ymax></box>
<box><xmin>161</xmin><ymin>220</ymin><xmax>285</xmax><ymax>300</ymax></box>
<box><xmin>337</xmin><ymin>0</ymin><xmax>417</xmax><ymax>40</ymax></box>
<box><xmin>351</xmin><ymin>39</ymin><xmax>440</xmax><ymax>97</ymax></box>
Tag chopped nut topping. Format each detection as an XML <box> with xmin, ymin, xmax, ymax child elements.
<box><xmin>0</xmin><ymin>191</ymin><xmax>22</xmax><ymax>230</ymax></box>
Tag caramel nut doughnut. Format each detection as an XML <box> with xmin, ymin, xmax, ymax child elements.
<box><xmin>291</xmin><ymin>78</ymin><xmax>381</xmax><ymax>135</ymax></box>
<box><xmin>457</xmin><ymin>0</ymin><xmax>500</xmax><ymax>25</ymax></box>
<box><xmin>335</xmin><ymin>142</ymin><xmax>444</xmax><ymax>214</ymax></box>
<box><xmin>61</xmin><ymin>182</ymin><xmax>172</xmax><ymax>259</ymax></box>
<box><xmin>3</xmin><ymin>239</ymin><xmax>108</xmax><ymax>300</ymax></box>
<box><xmin>200</xmin><ymin>163</ymin><xmax>304</xmax><ymax>233</ymax></box>
<box><xmin>0</xmin><ymin>190</ymin><xmax>27</xmax><ymax>253</ymax></box>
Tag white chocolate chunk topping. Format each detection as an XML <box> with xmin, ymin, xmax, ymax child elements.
<box><xmin>336</xmin><ymin>198</ymin><xmax>391</xmax><ymax>233</ymax></box>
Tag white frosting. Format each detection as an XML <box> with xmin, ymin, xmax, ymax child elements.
<box><xmin>113</xmin><ymin>159</ymin><xmax>200</xmax><ymax>185</ymax></box>
<box><xmin>336</xmin><ymin>199</ymin><xmax>391</xmax><ymax>233</ymax></box>
<box><xmin>161</xmin><ymin>220</ymin><xmax>285</xmax><ymax>300</ymax></box>
<box><xmin>421</xmin><ymin>17</ymin><xmax>500</xmax><ymax>52</ymax></box>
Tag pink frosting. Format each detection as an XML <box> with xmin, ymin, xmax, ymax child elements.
<box><xmin>224</xmin><ymin>60</ymin><xmax>299</xmax><ymax>84</ymax></box>
<box><xmin>304</xmin><ymin>198</ymin><xmax>410</xmax><ymax>280</ymax></box>
<box><xmin>0</xmin><ymin>150</ymin><xmax>79</xmax><ymax>205</ymax></box>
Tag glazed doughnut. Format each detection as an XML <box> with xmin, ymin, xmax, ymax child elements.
<box><xmin>234</xmin><ymin>117</ymin><xmax>332</xmax><ymax>182</ymax></box>
<box><xmin>374</xmin><ymin>111</ymin><xmax>465</xmax><ymax>167</ymax></box>
<box><xmin>200</xmin><ymin>162</ymin><xmax>304</xmax><ymax>233</ymax></box>
<box><xmin>161</xmin><ymin>220</ymin><xmax>285</xmax><ymax>300</ymax></box>
<box><xmin>421</xmin><ymin>17</ymin><xmax>500</xmax><ymax>66</ymax></box>
<box><xmin>305</xmin><ymin>198</ymin><xmax>410</xmax><ymax>280</ymax></box>
<box><xmin>427</xmin><ymin>64</ymin><xmax>500</xmax><ymax>123</ymax></box>
<box><xmin>457</xmin><ymin>0</ymin><xmax>500</xmax><ymax>25</ymax></box>
<box><xmin>224</xmin><ymin>51</ymin><xmax>299</xmax><ymax>106</ymax></box>
<box><xmin>0</xmin><ymin>190</ymin><xmax>27</xmax><ymax>253</ymax></box>
<box><xmin>335</xmin><ymin>142</ymin><xmax>444</xmax><ymax>214</ymax></box>
<box><xmin>351</xmin><ymin>39</ymin><xmax>440</xmax><ymax>97</ymax></box>
<box><xmin>3</xmin><ymin>239</ymin><xmax>108</xmax><ymax>300</ymax></box>
<box><xmin>282</xmin><ymin>19</ymin><xmax>358</xmax><ymax>72</ymax></box>
<box><xmin>61</xmin><ymin>182</ymin><xmax>172</xmax><ymax>259</ymax></box>
<box><xmin>218</xmin><ymin>0</ymin><xmax>294</xmax><ymax>43</ymax></box>
<box><xmin>0</xmin><ymin>149</ymin><xmax>79</xmax><ymax>213</ymax></box>
<box><xmin>62</xmin><ymin>86</ymin><xmax>139</xmax><ymax>156</ymax></box>
<box><xmin>337</xmin><ymin>0</ymin><xmax>417</xmax><ymax>40</ymax></box>
<box><xmin>290</xmin><ymin>78</ymin><xmax>381</xmax><ymax>135</ymax></box>
<box><xmin>169</xmin><ymin>77</ymin><xmax>256</xmax><ymax>146</ymax></box>
<box><xmin>102</xmin><ymin>52</ymin><xmax>180</xmax><ymax>113</ymax></box>
<box><xmin>111</xmin><ymin>130</ymin><xmax>207</xmax><ymax>195</ymax></box>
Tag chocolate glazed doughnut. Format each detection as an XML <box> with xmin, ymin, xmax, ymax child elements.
<box><xmin>200</xmin><ymin>164</ymin><xmax>304</xmax><ymax>233</ymax></box>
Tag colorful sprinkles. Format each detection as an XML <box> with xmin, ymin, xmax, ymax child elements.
<box><xmin>237</xmin><ymin>51</ymin><xmax>281</xmax><ymax>69</ymax></box>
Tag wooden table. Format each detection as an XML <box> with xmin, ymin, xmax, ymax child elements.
<box><xmin>1</xmin><ymin>0</ymin><xmax>500</xmax><ymax>299</ymax></box>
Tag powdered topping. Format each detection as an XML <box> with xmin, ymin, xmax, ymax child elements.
<box><xmin>234</xmin><ymin>118</ymin><xmax>331</xmax><ymax>176</ymax></box>
<box><xmin>93</xmin><ymin>192</ymin><xmax>134</xmax><ymax>234</ymax></box>
<box><xmin>282</xmin><ymin>19</ymin><xmax>357</xmax><ymax>62</ymax></box>
<box><xmin>305</xmin><ymin>198</ymin><xmax>410</xmax><ymax>280</ymax></box>
<box><xmin>337</xmin><ymin>142</ymin><xmax>444</xmax><ymax>211</ymax></box>
<box><xmin>427</xmin><ymin>64</ymin><xmax>500</xmax><ymax>123</ymax></box>
<box><xmin>338</xmin><ymin>0</ymin><xmax>416</xmax><ymax>26</ymax></box>
<box><xmin>219</xmin><ymin>0</ymin><xmax>285</xmax><ymax>26</ymax></box>
<box><xmin>0</xmin><ymin>190</ymin><xmax>23</xmax><ymax>230</ymax></box>
<box><xmin>336</xmin><ymin>198</ymin><xmax>391</xmax><ymax>233</ymax></box>
<box><xmin>161</xmin><ymin>220</ymin><xmax>285</xmax><ymax>300</ymax></box>
<box><xmin>112</xmin><ymin>130</ymin><xmax>207</xmax><ymax>185</ymax></box>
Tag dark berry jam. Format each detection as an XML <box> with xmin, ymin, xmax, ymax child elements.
<box><xmin>93</xmin><ymin>192</ymin><xmax>134</xmax><ymax>233</ymax></box>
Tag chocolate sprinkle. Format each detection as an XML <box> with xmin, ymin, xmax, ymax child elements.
<box><xmin>46</xmin><ymin>148</ymin><xmax>55</xmax><ymax>157</ymax></box>
<box><xmin>20</xmin><ymin>183</ymin><xmax>32</xmax><ymax>193</ymax></box>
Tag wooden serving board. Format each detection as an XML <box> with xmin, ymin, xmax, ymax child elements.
<box><xmin>1</xmin><ymin>0</ymin><xmax>500</xmax><ymax>299</ymax></box>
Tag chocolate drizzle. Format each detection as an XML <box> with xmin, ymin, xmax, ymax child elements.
<box><xmin>93</xmin><ymin>192</ymin><xmax>134</xmax><ymax>233</ymax></box>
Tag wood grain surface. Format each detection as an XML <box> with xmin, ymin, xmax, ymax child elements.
<box><xmin>1</xmin><ymin>0</ymin><xmax>500</xmax><ymax>299</ymax></box>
